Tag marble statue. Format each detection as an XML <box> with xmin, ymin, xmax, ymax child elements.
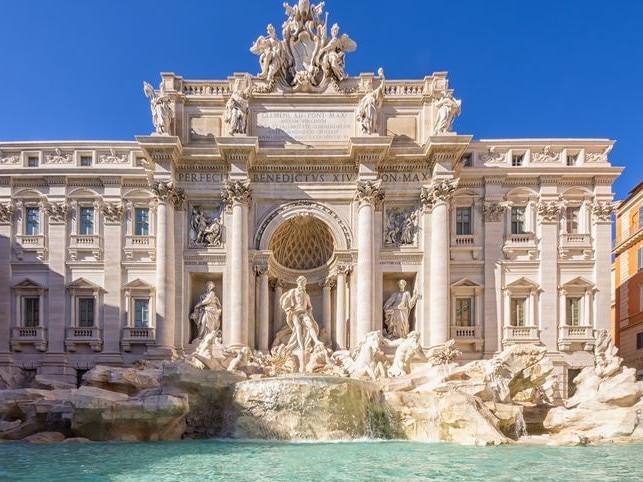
<box><xmin>356</xmin><ymin>69</ymin><xmax>385</xmax><ymax>135</ymax></box>
<box><xmin>279</xmin><ymin>275</ymin><xmax>325</xmax><ymax>372</ymax></box>
<box><xmin>319</xmin><ymin>23</ymin><xmax>356</xmax><ymax>82</ymax></box>
<box><xmin>143</xmin><ymin>81</ymin><xmax>172</xmax><ymax>135</ymax></box>
<box><xmin>189</xmin><ymin>281</ymin><xmax>222</xmax><ymax>343</ymax></box>
<box><xmin>250</xmin><ymin>1</ymin><xmax>357</xmax><ymax>91</ymax></box>
<box><xmin>432</xmin><ymin>91</ymin><xmax>461</xmax><ymax>135</ymax></box>
<box><xmin>387</xmin><ymin>331</ymin><xmax>427</xmax><ymax>377</ymax></box>
<box><xmin>224</xmin><ymin>75</ymin><xmax>252</xmax><ymax>135</ymax></box>
<box><xmin>250</xmin><ymin>24</ymin><xmax>286</xmax><ymax>83</ymax></box>
<box><xmin>383</xmin><ymin>280</ymin><xmax>419</xmax><ymax>339</ymax></box>
<box><xmin>190</xmin><ymin>207</ymin><xmax>222</xmax><ymax>247</ymax></box>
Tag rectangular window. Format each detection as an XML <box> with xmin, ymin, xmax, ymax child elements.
<box><xmin>80</xmin><ymin>156</ymin><xmax>92</xmax><ymax>167</ymax></box>
<box><xmin>511</xmin><ymin>207</ymin><xmax>526</xmax><ymax>234</ymax></box>
<box><xmin>79</xmin><ymin>207</ymin><xmax>94</xmax><ymax>235</ymax></box>
<box><xmin>638</xmin><ymin>247</ymin><xmax>643</xmax><ymax>271</ymax></box>
<box><xmin>78</xmin><ymin>298</ymin><xmax>95</xmax><ymax>327</ymax></box>
<box><xmin>25</xmin><ymin>207</ymin><xmax>40</xmax><ymax>235</ymax></box>
<box><xmin>511</xmin><ymin>154</ymin><xmax>523</xmax><ymax>167</ymax></box>
<box><xmin>566</xmin><ymin>154</ymin><xmax>578</xmax><ymax>166</ymax></box>
<box><xmin>511</xmin><ymin>297</ymin><xmax>527</xmax><ymax>326</ymax></box>
<box><xmin>24</xmin><ymin>297</ymin><xmax>39</xmax><ymax>327</ymax></box>
<box><xmin>566</xmin><ymin>207</ymin><xmax>580</xmax><ymax>234</ymax></box>
<box><xmin>455</xmin><ymin>298</ymin><xmax>473</xmax><ymax>326</ymax></box>
<box><xmin>637</xmin><ymin>332</ymin><xmax>643</xmax><ymax>350</ymax></box>
<box><xmin>134</xmin><ymin>299</ymin><xmax>150</xmax><ymax>328</ymax></box>
<box><xmin>456</xmin><ymin>207</ymin><xmax>472</xmax><ymax>235</ymax></box>
<box><xmin>461</xmin><ymin>154</ymin><xmax>472</xmax><ymax>167</ymax></box>
<box><xmin>27</xmin><ymin>156</ymin><xmax>38</xmax><ymax>167</ymax></box>
<box><xmin>566</xmin><ymin>297</ymin><xmax>581</xmax><ymax>326</ymax></box>
<box><xmin>639</xmin><ymin>206</ymin><xmax>643</xmax><ymax>229</ymax></box>
<box><xmin>134</xmin><ymin>208</ymin><xmax>150</xmax><ymax>236</ymax></box>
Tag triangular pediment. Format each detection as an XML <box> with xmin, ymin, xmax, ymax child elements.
<box><xmin>13</xmin><ymin>278</ymin><xmax>45</xmax><ymax>289</ymax></box>
<box><xmin>123</xmin><ymin>278</ymin><xmax>155</xmax><ymax>290</ymax></box>
<box><xmin>66</xmin><ymin>278</ymin><xmax>104</xmax><ymax>291</ymax></box>
<box><xmin>561</xmin><ymin>276</ymin><xmax>595</xmax><ymax>289</ymax></box>
<box><xmin>451</xmin><ymin>278</ymin><xmax>482</xmax><ymax>288</ymax></box>
<box><xmin>505</xmin><ymin>277</ymin><xmax>539</xmax><ymax>290</ymax></box>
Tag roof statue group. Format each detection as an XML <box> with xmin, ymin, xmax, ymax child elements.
<box><xmin>143</xmin><ymin>1</ymin><xmax>462</xmax><ymax>137</ymax></box>
<box><xmin>250</xmin><ymin>0</ymin><xmax>356</xmax><ymax>90</ymax></box>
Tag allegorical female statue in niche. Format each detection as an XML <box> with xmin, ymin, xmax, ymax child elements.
<box><xmin>383</xmin><ymin>280</ymin><xmax>420</xmax><ymax>339</ymax></box>
<box><xmin>190</xmin><ymin>281</ymin><xmax>222</xmax><ymax>343</ymax></box>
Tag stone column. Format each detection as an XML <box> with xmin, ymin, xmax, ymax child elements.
<box><xmin>592</xmin><ymin>201</ymin><xmax>616</xmax><ymax>332</ymax></box>
<box><xmin>255</xmin><ymin>265</ymin><xmax>270</xmax><ymax>351</ymax></box>
<box><xmin>151</xmin><ymin>180</ymin><xmax>184</xmax><ymax>357</ymax></box>
<box><xmin>272</xmin><ymin>279</ymin><xmax>285</xmax><ymax>337</ymax></box>
<box><xmin>537</xmin><ymin>200</ymin><xmax>563</xmax><ymax>350</ymax></box>
<box><xmin>422</xmin><ymin>179</ymin><xmax>458</xmax><ymax>347</ymax></box>
<box><xmin>482</xmin><ymin>194</ymin><xmax>507</xmax><ymax>355</ymax></box>
<box><xmin>0</xmin><ymin>203</ymin><xmax>15</xmax><ymax>353</ymax></box>
<box><xmin>354</xmin><ymin>181</ymin><xmax>383</xmax><ymax>346</ymax></box>
<box><xmin>334</xmin><ymin>265</ymin><xmax>350</xmax><ymax>350</ymax></box>
<box><xmin>321</xmin><ymin>277</ymin><xmax>335</xmax><ymax>343</ymax></box>
<box><xmin>99</xmin><ymin>201</ymin><xmax>124</xmax><ymax>359</ymax></box>
<box><xmin>223</xmin><ymin>180</ymin><xmax>251</xmax><ymax>346</ymax></box>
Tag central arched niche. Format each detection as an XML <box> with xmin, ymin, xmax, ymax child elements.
<box><xmin>269</xmin><ymin>215</ymin><xmax>334</xmax><ymax>271</ymax></box>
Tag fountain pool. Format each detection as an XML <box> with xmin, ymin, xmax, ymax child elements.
<box><xmin>1</xmin><ymin>440</ymin><xmax>641</xmax><ymax>481</ymax></box>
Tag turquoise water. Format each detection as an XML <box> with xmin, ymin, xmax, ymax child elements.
<box><xmin>0</xmin><ymin>440</ymin><xmax>641</xmax><ymax>481</ymax></box>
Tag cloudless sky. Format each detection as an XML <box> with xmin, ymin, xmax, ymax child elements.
<box><xmin>1</xmin><ymin>0</ymin><xmax>641</xmax><ymax>200</ymax></box>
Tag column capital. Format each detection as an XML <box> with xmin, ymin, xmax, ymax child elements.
<box><xmin>320</xmin><ymin>277</ymin><xmax>336</xmax><ymax>289</ymax></box>
<box><xmin>483</xmin><ymin>201</ymin><xmax>507</xmax><ymax>223</ymax></box>
<box><xmin>591</xmin><ymin>201</ymin><xmax>616</xmax><ymax>223</ymax></box>
<box><xmin>335</xmin><ymin>263</ymin><xmax>354</xmax><ymax>277</ymax></box>
<box><xmin>420</xmin><ymin>178</ymin><xmax>458</xmax><ymax>211</ymax></box>
<box><xmin>254</xmin><ymin>263</ymin><xmax>269</xmax><ymax>277</ymax></box>
<box><xmin>0</xmin><ymin>202</ymin><xmax>15</xmax><ymax>224</ymax></box>
<box><xmin>270</xmin><ymin>278</ymin><xmax>286</xmax><ymax>291</ymax></box>
<box><xmin>354</xmin><ymin>180</ymin><xmax>384</xmax><ymax>207</ymax></box>
<box><xmin>222</xmin><ymin>179</ymin><xmax>251</xmax><ymax>208</ymax></box>
<box><xmin>151</xmin><ymin>180</ymin><xmax>185</xmax><ymax>210</ymax></box>
<box><xmin>41</xmin><ymin>200</ymin><xmax>69</xmax><ymax>224</ymax></box>
<box><xmin>100</xmin><ymin>202</ymin><xmax>124</xmax><ymax>224</ymax></box>
<box><xmin>537</xmin><ymin>200</ymin><xmax>563</xmax><ymax>223</ymax></box>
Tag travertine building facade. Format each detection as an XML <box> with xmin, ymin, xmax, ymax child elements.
<box><xmin>614</xmin><ymin>181</ymin><xmax>643</xmax><ymax>380</ymax></box>
<box><xmin>0</xmin><ymin>2</ymin><xmax>621</xmax><ymax>396</ymax></box>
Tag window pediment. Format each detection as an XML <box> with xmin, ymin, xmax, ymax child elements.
<box><xmin>12</xmin><ymin>278</ymin><xmax>46</xmax><ymax>290</ymax></box>
<box><xmin>505</xmin><ymin>277</ymin><xmax>540</xmax><ymax>291</ymax></box>
<box><xmin>123</xmin><ymin>278</ymin><xmax>155</xmax><ymax>291</ymax></box>
<box><xmin>66</xmin><ymin>278</ymin><xmax>105</xmax><ymax>292</ymax></box>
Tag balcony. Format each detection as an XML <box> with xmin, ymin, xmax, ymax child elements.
<box><xmin>121</xmin><ymin>326</ymin><xmax>155</xmax><ymax>352</ymax></box>
<box><xmin>558</xmin><ymin>325</ymin><xmax>595</xmax><ymax>351</ymax></box>
<box><xmin>503</xmin><ymin>325</ymin><xmax>540</xmax><ymax>345</ymax></box>
<box><xmin>450</xmin><ymin>235</ymin><xmax>482</xmax><ymax>260</ymax></box>
<box><xmin>123</xmin><ymin>236</ymin><xmax>156</xmax><ymax>262</ymax></box>
<box><xmin>450</xmin><ymin>325</ymin><xmax>483</xmax><ymax>350</ymax></box>
<box><xmin>65</xmin><ymin>326</ymin><xmax>103</xmax><ymax>352</ymax></box>
<box><xmin>503</xmin><ymin>233</ymin><xmax>537</xmax><ymax>260</ymax></box>
<box><xmin>10</xmin><ymin>326</ymin><xmax>47</xmax><ymax>352</ymax></box>
<box><xmin>69</xmin><ymin>235</ymin><xmax>102</xmax><ymax>261</ymax></box>
<box><xmin>14</xmin><ymin>235</ymin><xmax>47</xmax><ymax>261</ymax></box>
<box><xmin>559</xmin><ymin>233</ymin><xmax>593</xmax><ymax>260</ymax></box>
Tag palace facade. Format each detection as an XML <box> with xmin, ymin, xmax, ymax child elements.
<box><xmin>0</xmin><ymin>2</ymin><xmax>621</xmax><ymax>397</ymax></box>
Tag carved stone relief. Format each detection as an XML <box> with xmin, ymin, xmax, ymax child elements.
<box><xmin>531</xmin><ymin>145</ymin><xmax>560</xmax><ymax>163</ymax></box>
<box><xmin>384</xmin><ymin>205</ymin><xmax>418</xmax><ymax>247</ymax></box>
<box><xmin>189</xmin><ymin>203</ymin><xmax>224</xmax><ymax>248</ymax></box>
<box><xmin>0</xmin><ymin>203</ymin><xmax>15</xmax><ymax>224</ymax></box>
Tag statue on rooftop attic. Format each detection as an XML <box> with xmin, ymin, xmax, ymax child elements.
<box><xmin>318</xmin><ymin>23</ymin><xmax>356</xmax><ymax>82</ymax></box>
<box><xmin>356</xmin><ymin>68</ymin><xmax>386</xmax><ymax>135</ymax></box>
<box><xmin>432</xmin><ymin>91</ymin><xmax>462</xmax><ymax>135</ymax></box>
<box><xmin>143</xmin><ymin>81</ymin><xmax>173</xmax><ymax>135</ymax></box>
<box><xmin>250</xmin><ymin>24</ymin><xmax>287</xmax><ymax>83</ymax></box>
<box><xmin>224</xmin><ymin>75</ymin><xmax>252</xmax><ymax>135</ymax></box>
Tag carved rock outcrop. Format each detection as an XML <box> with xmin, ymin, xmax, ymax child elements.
<box><xmin>81</xmin><ymin>365</ymin><xmax>161</xmax><ymax>396</ymax></box>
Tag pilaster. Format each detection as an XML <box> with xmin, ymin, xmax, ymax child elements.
<box><xmin>0</xmin><ymin>202</ymin><xmax>14</xmax><ymax>353</ymax></box>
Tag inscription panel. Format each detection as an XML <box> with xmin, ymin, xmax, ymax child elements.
<box><xmin>254</xmin><ymin>111</ymin><xmax>353</xmax><ymax>143</ymax></box>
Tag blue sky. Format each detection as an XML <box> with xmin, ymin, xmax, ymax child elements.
<box><xmin>2</xmin><ymin>0</ymin><xmax>641</xmax><ymax>200</ymax></box>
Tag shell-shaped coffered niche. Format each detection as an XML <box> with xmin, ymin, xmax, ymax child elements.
<box><xmin>269</xmin><ymin>215</ymin><xmax>334</xmax><ymax>271</ymax></box>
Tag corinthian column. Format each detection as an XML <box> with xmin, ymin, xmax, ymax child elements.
<box><xmin>151</xmin><ymin>180</ymin><xmax>184</xmax><ymax>356</ymax></box>
<box><xmin>222</xmin><ymin>180</ymin><xmax>251</xmax><ymax>346</ymax></box>
<box><xmin>255</xmin><ymin>264</ymin><xmax>270</xmax><ymax>351</ymax></box>
<box><xmin>354</xmin><ymin>180</ymin><xmax>383</xmax><ymax>345</ymax></box>
<box><xmin>334</xmin><ymin>264</ymin><xmax>351</xmax><ymax>349</ymax></box>
<box><xmin>421</xmin><ymin>179</ymin><xmax>458</xmax><ymax>346</ymax></box>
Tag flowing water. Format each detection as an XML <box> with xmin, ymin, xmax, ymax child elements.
<box><xmin>0</xmin><ymin>440</ymin><xmax>641</xmax><ymax>481</ymax></box>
